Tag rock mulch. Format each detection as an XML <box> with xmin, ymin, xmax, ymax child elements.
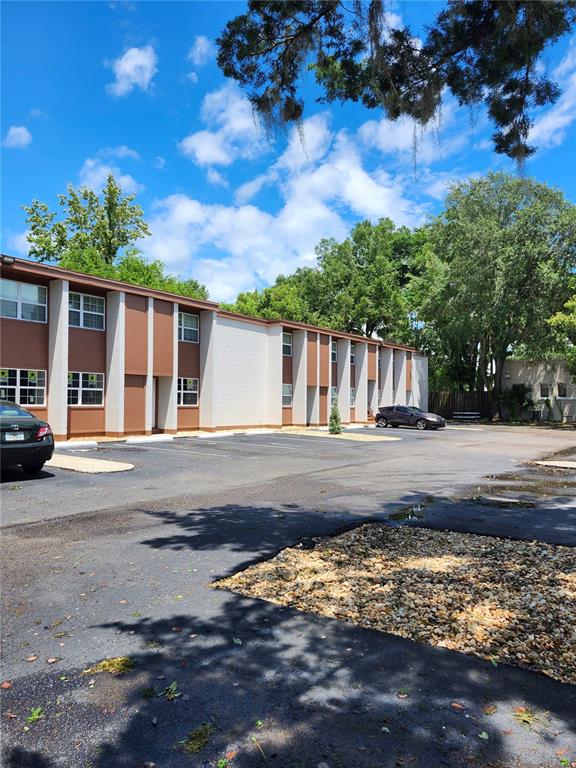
<box><xmin>215</xmin><ymin>524</ymin><xmax>576</xmax><ymax>684</ymax></box>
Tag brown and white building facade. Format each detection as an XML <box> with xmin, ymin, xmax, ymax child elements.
<box><xmin>0</xmin><ymin>257</ymin><xmax>428</xmax><ymax>440</ymax></box>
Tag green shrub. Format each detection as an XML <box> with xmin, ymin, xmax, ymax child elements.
<box><xmin>329</xmin><ymin>400</ymin><xmax>342</xmax><ymax>434</ymax></box>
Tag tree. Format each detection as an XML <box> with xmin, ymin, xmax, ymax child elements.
<box><xmin>217</xmin><ymin>1</ymin><xmax>576</xmax><ymax>161</ymax></box>
<box><xmin>549</xmin><ymin>292</ymin><xmax>576</xmax><ymax>376</ymax></box>
<box><xmin>59</xmin><ymin>247</ymin><xmax>209</xmax><ymax>300</ymax></box>
<box><xmin>329</xmin><ymin>399</ymin><xmax>342</xmax><ymax>434</ymax></box>
<box><xmin>412</xmin><ymin>173</ymin><xmax>576</xmax><ymax>404</ymax></box>
<box><xmin>23</xmin><ymin>175</ymin><xmax>150</xmax><ymax>264</ymax></box>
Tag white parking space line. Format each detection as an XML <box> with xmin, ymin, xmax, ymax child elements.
<box><xmin>100</xmin><ymin>444</ymin><xmax>234</xmax><ymax>458</ymax></box>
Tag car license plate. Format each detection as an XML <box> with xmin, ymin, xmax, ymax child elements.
<box><xmin>5</xmin><ymin>432</ymin><xmax>25</xmax><ymax>441</ymax></box>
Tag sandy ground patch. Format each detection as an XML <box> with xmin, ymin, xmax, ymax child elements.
<box><xmin>216</xmin><ymin>524</ymin><xmax>576</xmax><ymax>684</ymax></box>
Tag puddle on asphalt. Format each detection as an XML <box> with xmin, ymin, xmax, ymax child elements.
<box><xmin>388</xmin><ymin>503</ymin><xmax>426</xmax><ymax>521</ymax></box>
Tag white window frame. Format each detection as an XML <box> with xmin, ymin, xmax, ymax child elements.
<box><xmin>0</xmin><ymin>368</ymin><xmax>46</xmax><ymax>406</ymax></box>
<box><xmin>177</xmin><ymin>377</ymin><xmax>199</xmax><ymax>406</ymax></box>
<box><xmin>282</xmin><ymin>383</ymin><xmax>293</xmax><ymax>407</ymax></box>
<box><xmin>0</xmin><ymin>279</ymin><xmax>47</xmax><ymax>323</ymax></box>
<box><xmin>331</xmin><ymin>340</ymin><xmax>338</xmax><ymax>363</ymax></box>
<box><xmin>69</xmin><ymin>291</ymin><xmax>105</xmax><ymax>331</ymax></box>
<box><xmin>330</xmin><ymin>386</ymin><xmax>338</xmax><ymax>404</ymax></box>
<box><xmin>282</xmin><ymin>331</ymin><xmax>293</xmax><ymax>357</ymax></box>
<box><xmin>350</xmin><ymin>343</ymin><xmax>356</xmax><ymax>365</ymax></box>
<box><xmin>350</xmin><ymin>387</ymin><xmax>356</xmax><ymax>407</ymax></box>
<box><xmin>67</xmin><ymin>371</ymin><xmax>105</xmax><ymax>407</ymax></box>
<box><xmin>178</xmin><ymin>311</ymin><xmax>199</xmax><ymax>343</ymax></box>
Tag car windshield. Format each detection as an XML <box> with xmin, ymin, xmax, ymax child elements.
<box><xmin>409</xmin><ymin>407</ymin><xmax>424</xmax><ymax>413</ymax></box>
<box><xmin>0</xmin><ymin>403</ymin><xmax>34</xmax><ymax>419</ymax></box>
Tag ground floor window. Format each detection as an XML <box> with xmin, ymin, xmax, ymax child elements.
<box><xmin>178</xmin><ymin>377</ymin><xmax>199</xmax><ymax>406</ymax></box>
<box><xmin>0</xmin><ymin>368</ymin><xmax>46</xmax><ymax>406</ymax></box>
<box><xmin>330</xmin><ymin>386</ymin><xmax>337</xmax><ymax>404</ymax></box>
<box><xmin>282</xmin><ymin>383</ymin><xmax>292</xmax><ymax>406</ymax></box>
<box><xmin>68</xmin><ymin>372</ymin><xmax>104</xmax><ymax>405</ymax></box>
<box><xmin>350</xmin><ymin>387</ymin><xmax>356</xmax><ymax>407</ymax></box>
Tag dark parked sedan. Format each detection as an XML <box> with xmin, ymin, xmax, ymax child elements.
<box><xmin>375</xmin><ymin>405</ymin><xmax>446</xmax><ymax>430</ymax></box>
<box><xmin>0</xmin><ymin>400</ymin><xmax>54</xmax><ymax>473</ymax></box>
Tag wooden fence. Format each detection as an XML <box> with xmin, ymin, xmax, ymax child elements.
<box><xmin>428</xmin><ymin>391</ymin><xmax>491</xmax><ymax>419</ymax></box>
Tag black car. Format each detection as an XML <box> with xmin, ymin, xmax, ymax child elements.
<box><xmin>375</xmin><ymin>405</ymin><xmax>446</xmax><ymax>430</ymax></box>
<box><xmin>0</xmin><ymin>400</ymin><xmax>54</xmax><ymax>473</ymax></box>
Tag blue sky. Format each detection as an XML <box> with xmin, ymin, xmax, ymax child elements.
<box><xmin>2</xmin><ymin>1</ymin><xmax>576</xmax><ymax>301</ymax></box>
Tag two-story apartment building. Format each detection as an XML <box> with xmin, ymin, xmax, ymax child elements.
<box><xmin>0</xmin><ymin>256</ymin><xmax>428</xmax><ymax>440</ymax></box>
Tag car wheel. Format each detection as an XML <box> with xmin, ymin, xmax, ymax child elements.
<box><xmin>415</xmin><ymin>419</ymin><xmax>427</xmax><ymax>431</ymax></box>
<box><xmin>376</xmin><ymin>416</ymin><xmax>388</xmax><ymax>428</ymax></box>
<box><xmin>21</xmin><ymin>461</ymin><xmax>45</xmax><ymax>474</ymax></box>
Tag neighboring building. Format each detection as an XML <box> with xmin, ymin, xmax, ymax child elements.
<box><xmin>0</xmin><ymin>256</ymin><xmax>428</xmax><ymax>440</ymax></box>
<box><xmin>502</xmin><ymin>358</ymin><xmax>575</xmax><ymax>422</ymax></box>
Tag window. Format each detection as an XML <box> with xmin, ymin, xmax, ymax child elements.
<box><xmin>178</xmin><ymin>312</ymin><xmax>199</xmax><ymax>342</ymax></box>
<box><xmin>539</xmin><ymin>383</ymin><xmax>550</xmax><ymax>398</ymax></box>
<box><xmin>330</xmin><ymin>386</ymin><xmax>338</xmax><ymax>404</ymax></box>
<box><xmin>0</xmin><ymin>279</ymin><xmax>47</xmax><ymax>322</ymax></box>
<box><xmin>557</xmin><ymin>383</ymin><xmax>567</xmax><ymax>398</ymax></box>
<box><xmin>350</xmin><ymin>343</ymin><xmax>356</xmax><ymax>365</ymax></box>
<box><xmin>0</xmin><ymin>368</ymin><xmax>46</xmax><ymax>405</ymax></box>
<box><xmin>350</xmin><ymin>387</ymin><xmax>356</xmax><ymax>407</ymax></box>
<box><xmin>282</xmin><ymin>331</ymin><xmax>293</xmax><ymax>356</ymax></box>
<box><xmin>69</xmin><ymin>292</ymin><xmax>105</xmax><ymax>330</ymax></box>
<box><xmin>177</xmin><ymin>377</ymin><xmax>199</xmax><ymax>406</ymax></box>
<box><xmin>68</xmin><ymin>372</ymin><xmax>104</xmax><ymax>406</ymax></box>
<box><xmin>282</xmin><ymin>383</ymin><xmax>292</xmax><ymax>406</ymax></box>
<box><xmin>331</xmin><ymin>340</ymin><xmax>338</xmax><ymax>362</ymax></box>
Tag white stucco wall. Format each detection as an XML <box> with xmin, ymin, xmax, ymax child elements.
<box><xmin>393</xmin><ymin>349</ymin><xmax>407</xmax><ymax>405</ymax></box>
<box><xmin>47</xmin><ymin>279</ymin><xmax>69</xmax><ymax>437</ymax></box>
<box><xmin>412</xmin><ymin>354</ymin><xmax>429</xmax><ymax>411</ymax></box>
<box><xmin>503</xmin><ymin>359</ymin><xmax>575</xmax><ymax>422</ymax></box>
<box><xmin>379</xmin><ymin>347</ymin><xmax>394</xmax><ymax>406</ymax></box>
<box><xmin>105</xmin><ymin>290</ymin><xmax>125</xmax><ymax>435</ymax></box>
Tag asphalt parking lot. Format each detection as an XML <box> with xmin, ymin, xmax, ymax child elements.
<box><xmin>2</xmin><ymin>425</ymin><xmax>576</xmax><ymax>768</ymax></box>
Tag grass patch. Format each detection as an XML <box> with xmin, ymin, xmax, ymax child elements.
<box><xmin>178</xmin><ymin>723</ymin><xmax>216</xmax><ymax>754</ymax></box>
<box><xmin>82</xmin><ymin>656</ymin><xmax>134</xmax><ymax>676</ymax></box>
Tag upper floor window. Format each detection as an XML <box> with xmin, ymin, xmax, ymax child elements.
<box><xmin>350</xmin><ymin>343</ymin><xmax>356</xmax><ymax>365</ymax></box>
<box><xmin>331</xmin><ymin>340</ymin><xmax>338</xmax><ymax>363</ymax></box>
<box><xmin>68</xmin><ymin>372</ymin><xmax>104</xmax><ymax>406</ymax></box>
<box><xmin>540</xmin><ymin>383</ymin><xmax>550</xmax><ymax>398</ymax></box>
<box><xmin>0</xmin><ymin>368</ymin><xmax>46</xmax><ymax>406</ymax></box>
<box><xmin>0</xmin><ymin>279</ymin><xmax>47</xmax><ymax>323</ymax></box>
<box><xmin>178</xmin><ymin>312</ymin><xmax>199</xmax><ymax>343</ymax></box>
<box><xmin>282</xmin><ymin>331</ymin><xmax>293</xmax><ymax>356</ymax></box>
<box><xmin>69</xmin><ymin>292</ymin><xmax>105</xmax><ymax>330</ymax></box>
<box><xmin>557</xmin><ymin>382</ymin><xmax>567</xmax><ymax>398</ymax></box>
<box><xmin>177</xmin><ymin>377</ymin><xmax>199</xmax><ymax>406</ymax></box>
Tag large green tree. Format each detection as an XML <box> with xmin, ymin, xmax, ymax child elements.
<box><xmin>23</xmin><ymin>174</ymin><xmax>150</xmax><ymax>264</ymax></box>
<box><xmin>411</xmin><ymin>173</ymin><xmax>576</xmax><ymax>399</ymax></box>
<box><xmin>217</xmin><ymin>1</ymin><xmax>576</xmax><ymax>160</ymax></box>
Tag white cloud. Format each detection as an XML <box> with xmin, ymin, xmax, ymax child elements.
<box><xmin>154</xmin><ymin>155</ymin><xmax>166</xmax><ymax>170</ymax></box>
<box><xmin>29</xmin><ymin>108</ymin><xmax>47</xmax><ymax>119</ymax></box>
<box><xmin>6</xmin><ymin>230</ymin><xmax>30</xmax><ymax>256</ymax></box>
<box><xmin>178</xmin><ymin>82</ymin><xmax>266</xmax><ymax>167</ymax></box>
<box><xmin>530</xmin><ymin>43</ymin><xmax>576</xmax><ymax>149</ymax></box>
<box><xmin>105</xmin><ymin>45</ymin><xmax>158</xmax><ymax>97</ymax></box>
<box><xmin>187</xmin><ymin>35</ymin><xmax>214</xmax><ymax>67</ymax></box>
<box><xmin>100</xmin><ymin>144</ymin><xmax>140</xmax><ymax>160</ymax></box>
<box><xmin>78</xmin><ymin>157</ymin><xmax>143</xmax><ymax>194</ymax></box>
<box><xmin>3</xmin><ymin>125</ymin><xmax>32</xmax><ymax>149</ymax></box>
<box><xmin>206</xmin><ymin>168</ymin><xmax>229</xmax><ymax>188</ymax></box>
<box><xmin>186</xmin><ymin>71</ymin><xmax>199</xmax><ymax>84</ymax></box>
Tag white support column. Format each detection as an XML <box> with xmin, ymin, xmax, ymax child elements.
<box><xmin>355</xmin><ymin>341</ymin><xmax>368</xmax><ymax>422</ymax></box>
<box><xmin>292</xmin><ymin>329</ymin><xmax>307</xmax><ymax>426</ymax></box>
<box><xmin>157</xmin><ymin>304</ymin><xmax>178</xmax><ymax>432</ymax></box>
<box><xmin>199</xmin><ymin>309</ymin><xmax>217</xmax><ymax>430</ymax></box>
<box><xmin>105</xmin><ymin>291</ymin><xmax>125</xmax><ymax>436</ymax></box>
<box><xmin>413</xmin><ymin>354</ymin><xmax>429</xmax><ymax>411</ymax></box>
<box><xmin>145</xmin><ymin>298</ymin><xmax>154</xmax><ymax>433</ymax></box>
<box><xmin>380</xmin><ymin>347</ymin><xmax>394</xmax><ymax>406</ymax></box>
<box><xmin>47</xmin><ymin>279</ymin><xmax>69</xmax><ymax>439</ymax></box>
<box><xmin>393</xmin><ymin>349</ymin><xmax>407</xmax><ymax>405</ymax></box>
<box><xmin>266</xmin><ymin>325</ymin><xmax>283</xmax><ymax>427</ymax></box>
<box><xmin>307</xmin><ymin>334</ymin><xmax>320</xmax><ymax>425</ymax></box>
<box><xmin>337</xmin><ymin>338</ymin><xmax>351</xmax><ymax>422</ymax></box>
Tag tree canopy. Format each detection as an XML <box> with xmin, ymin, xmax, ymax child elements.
<box><xmin>23</xmin><ymin>174</ymin><xmax>150</xmax><ymax>264</ymax></box>
<box><xmin>217</xmin><ymin>0</ymin><xmax>576</xmax><ymax>160</ymax></box>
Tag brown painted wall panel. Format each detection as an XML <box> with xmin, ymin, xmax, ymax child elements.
<box><xmin>178</xmin><ymin>407</ymin><xmax>199</xmax><ymax>430</ymax></box>
<box><xmin>331</xmin><ymin>361</ymin><xmax>337</xmax><ymax>385</ymax></box>
<box><xmin>0</xmin><ymin>319</ymin><xmax>48</xmax><ymax>369</ymax></box>
<box><xmin>178</xmin><ymin>341</ymin><xmax>200</xmax><ymax>378</ymax></box>
<box><xmin>282</xmin><ymin>355</ymin><xmax>293</xmax><ymax>384</ymax></box>
<box><xmin>350</xmin><ymin>364</ymin><xmax>356</xmax><ymax>388</ymax></box>
<box><xmin>27</xmin><ymin>407</ymin><xmax>48</xmax><ymax>421</ymax></box>
<box><xmin>124</xmin><ymin>374</ymin><xmax>146</xmax><ymax>434</ymax></box>
<box><xmin>69</xmin><ymin>328</ymin><xmax>106</xmax><ymax>373</ymax></box>
<box><xmin>406</xmin><ymin>356</ymin><xmax>412</xmax><ymax>390</ymax></box>
<box><xmin>68</xmin><ymin>408</ymin><xmax>105</xmax><ymax>436</ymax></box>
<box><xmin>153</xmin><ymin>300</ymin><xmax>174</xmax><ymax>376</ymax></box>
<box><xmin>319</xmin><ymin>387</ymin><xmax>328</xmax><ymax>426</ymax></box>
<box><xmin>125</xmin><ymin>294</ymin><xmax>148</xmax><ymax>375</ymax></box>
<box><xmin>282</xmin><ymin>407</ymin><xmax>293</xmax><ymax>425</ymax></box>
<box><xmin>319</xmin><ymin>334</ymin><xmax>329</xmax><ymax>387</ymax></box>
<box><xmin>368</xmin><ymin>345</ymin><xmax>377</xmax><ymax>380</ymax></box>
<box><xmin>307</xmin><ymin>332</ymin><xmax>317</xmax><ymax>386</ymax></box>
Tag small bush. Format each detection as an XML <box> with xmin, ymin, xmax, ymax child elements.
<box><xmin>329</xmin><ymin>400</ymin><xmax>342</xmax><ymax>434</ymax></box>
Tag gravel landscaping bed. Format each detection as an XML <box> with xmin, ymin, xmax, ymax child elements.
<box><xmin>216</xmin><ymin>524</ymin><xmax>576</xmax><ymax>684</ymax></box>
